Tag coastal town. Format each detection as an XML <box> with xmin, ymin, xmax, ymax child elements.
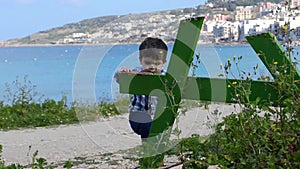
<box><xmin>2</xmin><ymin>0</ymin><xmax>300</xmax><ymax>46</ymax></box>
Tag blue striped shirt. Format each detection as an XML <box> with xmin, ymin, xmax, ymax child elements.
<box><xmin>128</xmin><ymin>67</ymin><xmax>165</xmax><ymax>123</ymax></box>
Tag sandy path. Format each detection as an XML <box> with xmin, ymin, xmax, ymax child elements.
<box><xmin>0</xmin><ymin>104</ymin><xmax>238</xmax><ymax>167</ymax></box>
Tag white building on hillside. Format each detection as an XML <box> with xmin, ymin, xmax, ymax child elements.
<box><xmin>256</xmin><ymin>2</ymin><xmax>277</xmax><ymax>18</ymax></box>
<box><xmin>203</xmin><ymin>21</ymin><xmax>217</xmax><ymax>33</ymax></box>
<box><xmin>213</xmin><ymin>21</ymin><xmax>240</xmax><ymax>41</ymax></box>
<box><xmin>286</xmin><ymin>16</ymin><xmax>300</xmax><ymax>41</ymax></box>
<box><xmin>240</xmin><ymin>19</ymin><xmax>275</xmax><ymax>41</ymax></box>
<box><xmin>291</xmin><ymin>0</ymin><xmax>300</xmax><ymax>8</ymax></box>
<box><xmin>235</xmin><ymin>6</ymin><xmax>254</xmax><ymax>21</ymax></box>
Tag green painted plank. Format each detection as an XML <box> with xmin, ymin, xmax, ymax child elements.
<box><xmin>118</xmin><ymin>17</ymin><xmax>204</xmax><ymax>138</ymax></box>
<box><xmin>167</xmin><ymin>17</ymin><xmax>204</xmax><ymax>89</ymax></box>
<box><xmin>182</xmin><ymin>77</ymin><xmax>279</xmax><ymax>106</ymax></box>
<box><xmin>119</xmin><ymin>73</ymin><xmax>279</xmax><ymax>106</ymax></box>
<box><xmin>246</xmin><ymin>32</ymin><xmax>300</xmax><ymax>80</ymax></box>
<box><xmin>150</xmin><ymin>17</ymin><xmax>204</xmax><ymax>136</ymax></box>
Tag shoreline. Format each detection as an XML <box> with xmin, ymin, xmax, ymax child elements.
<box><xmin>0</xmin><ymin>41</ymin><xmax>251</xmax><ymax>48</ymax></box>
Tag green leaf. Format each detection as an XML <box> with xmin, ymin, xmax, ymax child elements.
<box><xmin>292</xmin><ymin>151</ymin><xmax>300</xmax><ymax>162</ymax></box>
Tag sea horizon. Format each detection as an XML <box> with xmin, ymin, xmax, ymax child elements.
<box><xmin>0</xmin><ymin>44</ymin><xmax>299</xmax><ymax>104</ymax></box>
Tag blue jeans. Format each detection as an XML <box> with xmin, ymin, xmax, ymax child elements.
<box><xmin>129</xmin><ymin>120</ymin><xmax>152</xmax><ymax>139</ymax></box>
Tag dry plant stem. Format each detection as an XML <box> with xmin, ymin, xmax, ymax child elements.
<box><xmin>161</xmin><ymin>161</ymin><xmax>184</xmax><ymax>169</ymax></box>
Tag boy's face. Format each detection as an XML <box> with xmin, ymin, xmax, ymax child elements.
<box><xmin>139</xmin><ymin>57</ymin><xmax>166</xmax><ymax>73</ymax></box>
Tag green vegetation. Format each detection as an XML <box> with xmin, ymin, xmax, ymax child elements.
<box><xmin>169</xmin><ymin>58</ymin><xmax>299</xmax><ymax>168</ymax></box>
<box><xmin>124</xmin><ymin>16</ymin><xmax>299</xmax><ymax>168</ymax></box>
<box><xmin>0</xmin><ymin>75</ymin><xmax>127</xmax><ymax>168</ymax></box>
<box><xmin>0</xmin><ymin>76</ymin><xmax>123</xmax><ymax>131</ymax></box>
<box><xmin>160</xmin><ymin>31</ymin><xmax>300</xmax><ymax>168</ymax></box>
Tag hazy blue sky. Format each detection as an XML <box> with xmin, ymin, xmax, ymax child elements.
<box><xmin>0</xmin><ymin>0</ymin><xmax>205</xmax><ymax>40</ymax></box>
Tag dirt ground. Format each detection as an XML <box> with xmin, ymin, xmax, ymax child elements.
<box><xmin>0</xmin><ymin>104</ymin><xmax>238</xmax><ymax>168</ymax></box>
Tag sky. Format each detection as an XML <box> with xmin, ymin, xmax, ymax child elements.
<box><xmin>0</xmin><ymin>0</ymin><xmax>206</xmax><ymax>41</ymax></box>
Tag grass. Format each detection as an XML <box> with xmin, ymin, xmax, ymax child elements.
<box><xmin>0</xmin><ymin>98</ymin><xmax>128</xmax><ymax>131</ymax></box>
<box><xmin>0</xmin><ymin>76</ymin><xmax>132</xmax><ymax>131</ymax></box>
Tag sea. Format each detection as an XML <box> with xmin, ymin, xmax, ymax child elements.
<box><xmin>0</xmin><ymin>44</ymin><xmax>299</xmax><ymax>105</ymax></box>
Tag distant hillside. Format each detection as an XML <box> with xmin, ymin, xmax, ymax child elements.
<box><xmin>6</xmin><ymin>0</ymin><xmax>283</xmax><ymax>45</ymax></box>
<box><xmin>7</xmin><ymin>8</ymin><xmax>203</xmax><ymax>45</ymax></box>
<box><xmin>207</xmin><ymin>0</ymin><xmax>282</xmax><ymax>11</ymax></box>
<box><xmin>7</xmin><ymin>15</ymin><xmax>122</xmax><ymax>44</ymax></box>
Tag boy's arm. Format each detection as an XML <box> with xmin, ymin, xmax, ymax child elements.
<box><xmin>115</xmin><ymin>66</ymin><xmax>157</xmax><ymax>84</ymax></box>
<box><xmin>114</xmin><ymin>67</ymin><xmax>133</xmax><ymax>83</ymax></box>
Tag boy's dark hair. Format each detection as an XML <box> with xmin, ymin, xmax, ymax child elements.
<box><xmin>139</xmin><ymin>37</ymin><xmax>168</xmax><ymax>60</ymax></box>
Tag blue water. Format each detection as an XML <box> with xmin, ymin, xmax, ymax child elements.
<box><xmin>0</xmin><ymin>44</ymin><xmax>299</xmax><ymax>104</ymax></box>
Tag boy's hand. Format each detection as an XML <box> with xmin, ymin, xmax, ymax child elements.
<box><xmin>114</xmin><ymin>67</ymin><xmax>133</xmax><ymax>83</ymax></box>
<box><xmin>119</xmin><ymin>67</ymin><xmax>132</xmax><ymax>73</ymax></box>
<box><xmin>115</xmin><ymin>67</ymin><xmax>155</xmax><ymax>84</ymax></box>
<box><xmin>136</xmin><ymin>72</ymin><xmax>154</xmax><ymax>75</ymax></box>
<box><xmin>119</xmin><ymin>67</ymin><xmax>153</xmax><ymax>75</ymax></box>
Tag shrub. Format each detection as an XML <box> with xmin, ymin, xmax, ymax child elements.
<box><xmin>0</xmin><ymin>75</ymin><xmax>128</xmax><ymax>130</ymax></box>
<box><xmin>174</xmin><ymin>46</ymin><xmax>300</xmax><ymax>168</ymax></box>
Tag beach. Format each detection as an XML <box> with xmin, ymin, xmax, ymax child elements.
<box><xmin>0</xmin><ymin>104</ymin><xmax>239</xmax><ymax>168</ymax></box>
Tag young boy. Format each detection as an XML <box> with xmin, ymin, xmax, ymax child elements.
<box><xmin>115</xmin><ymin>37</ymin><xmax>168</xmax><ymax>142</ymax></box>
